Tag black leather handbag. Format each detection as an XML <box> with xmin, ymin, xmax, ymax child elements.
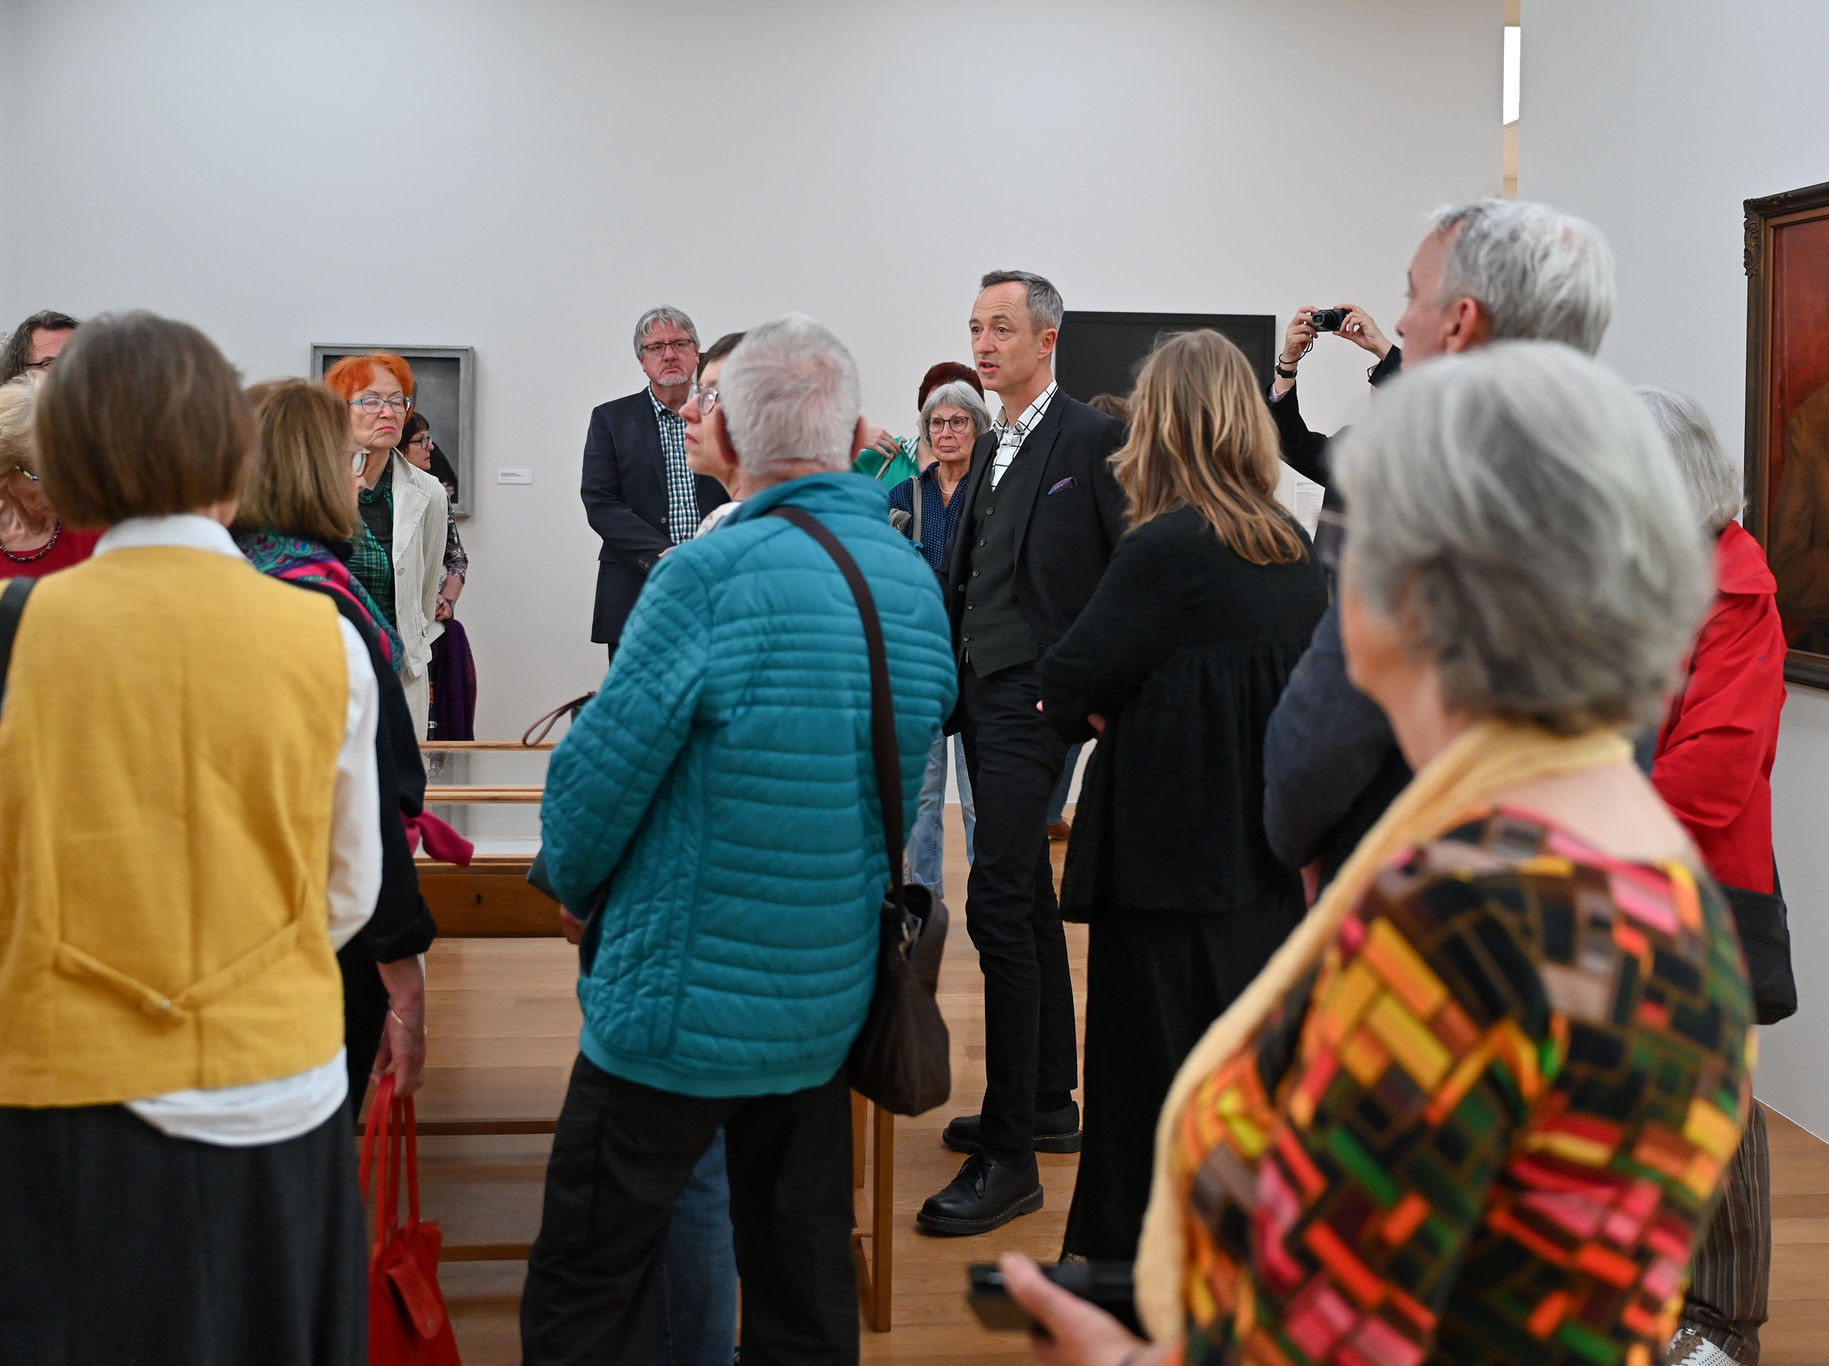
<box><xmin>1720</xmin><ymin>863</ymin><xmax>1796</xmax><ymax>1027</ymax></box>
<box><xmin>765</xmin><ymin>506</ymin><xmax>952</xmax><ymax>1115</ymax></box>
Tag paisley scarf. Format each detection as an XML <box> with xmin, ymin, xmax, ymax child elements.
<box><xmin>236</xmin><ymin>528</ymin><xmax>405</xmax><ymax>673</ymax></box>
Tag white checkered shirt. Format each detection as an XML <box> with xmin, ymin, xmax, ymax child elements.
<box><xmin>989</xmin><ymin>381</ymin><xmax>1058</xmax><ymax>488</ymax></box>
<box><xmin>650</xmin><ymin>388</ymin><xmax>697</xmax><ymax>545</ymax></box>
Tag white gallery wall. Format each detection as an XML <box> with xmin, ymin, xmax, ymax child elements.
<box><xmin>1</xmin><ymin>0</ymin><xmax>1500</xmax><ymax>834</ymax></box>
<box><xmin>1523</xmin><ymin>0</ymin><xmax>1829</xmax><ymax>1137</ymax></box>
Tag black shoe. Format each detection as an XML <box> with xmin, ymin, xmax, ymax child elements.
<box><xmin>941</xmin><ymin>1102</ymin><xmax>1081</xmax><ymax>1155</ymax></box>
<box><xmin>916</xmin><ymin>1152</ymin><xmax>1044</xmax><ymax>1236</ymax></box>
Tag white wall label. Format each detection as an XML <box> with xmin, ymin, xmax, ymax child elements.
<box><xmin>497</xmin><ymin>468</ymin><xmax>534</xmax><ymax>484</ymax></box>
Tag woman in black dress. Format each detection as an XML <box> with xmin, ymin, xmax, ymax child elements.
<box><xmin>1040</xmin><ymin>329</ymin><xmax>1327</xmax><ymax>1262</ymax></box>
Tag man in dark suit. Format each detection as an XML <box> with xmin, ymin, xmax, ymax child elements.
<box><xmin>916</xmin><ymin>270</ymin><xmax>1127</xmax><ymax>1236</ymax></box>
<box><xmin>581</xmin><ymin>305</ymin><xmax>727</xmax><ymax>658</ymax></box>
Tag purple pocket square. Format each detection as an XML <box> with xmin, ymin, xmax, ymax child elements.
<box><xmin>1047</xmin><ymin>477</ymin><xmax>1078</xmax><ymax>494</ymax></box>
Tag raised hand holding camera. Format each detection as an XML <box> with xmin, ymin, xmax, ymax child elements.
<box><xmin>1334</xmin><ymin>304</ymin><xmax>1393</xmax><ymax>358</ymax></box>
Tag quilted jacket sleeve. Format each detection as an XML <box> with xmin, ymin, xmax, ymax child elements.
<box><xmin>541</xmin><ymin>556</ymin><xmax>712</xmax><ymax>908</ymax></box>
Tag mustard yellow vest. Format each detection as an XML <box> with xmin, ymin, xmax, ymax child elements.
<box><xmin>0</xmin><ymin>546</ymin><xmax>350</xmax><ymax>1106</ymax></box>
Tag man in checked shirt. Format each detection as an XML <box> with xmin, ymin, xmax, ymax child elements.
<box><xmin>919</xmin><ymin>270</ymin><xmax>1129</xmax><ymax>1236</ymax></box>
<box><xmin>581</xmin><ymin>305</ymin><xmax>729</xmax><ymax>663</ymax></box>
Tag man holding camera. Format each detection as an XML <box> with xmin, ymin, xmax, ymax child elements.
<box><xmin>1266</xmin><ymin>303</ymin><xmax>1403</xmax><ymax>492</ymax></box>
<box><xmin>1262</xmin><ymin>199</ymin><xmax>1616</xmax><ymax>890</ymax></box>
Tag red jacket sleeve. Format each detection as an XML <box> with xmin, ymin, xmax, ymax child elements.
<box><xmin>1652</xmin><ymin>591</ymin><xmax>1786</xmax><ymax>837</ymax></box>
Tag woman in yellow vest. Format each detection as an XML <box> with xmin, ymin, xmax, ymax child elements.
<box><xmin>0</xmin><ymin>313</ymin><xmax>382</xmax><ymax>1363</ymax></box>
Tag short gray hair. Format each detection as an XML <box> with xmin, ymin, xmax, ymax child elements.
<box><xmin>980</xmin><ymin>270</ymin><xmax>1064</xmax><ymax>332</ymax></box>
<box><xmin>631</xmin><ymin>305</ymin><xmax>699</xmax><ymax>359</ymax></box>
<box><xmin>919</xmin><ymin>379</ymin><xmax>992</xmax><ymax>440</ymax></box>
<box><xmin>719</xmin><ymin>313</ymin><xmax>861</xmax><ymax>478</ymax></box>
<box><xmin>1335</xmin><ymin>342</ymin><xmax>1711</xmax><ymax>733</ymax></box>
<box><xmin>1430</xmin><ymin>199</ymin><xmax>1615</xmax><ymax>356</ymax></box>
<box><xmin>1637</xmin><ymin>386</ymin><xmax>1742</xmax><ymax>534</ymax></box>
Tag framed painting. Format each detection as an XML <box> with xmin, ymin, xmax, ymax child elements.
<box><xmin>1055</xmin><ymin>311</ymin><xmax>1277</xmax><ymax>401</ymax></box>
<box><xmin>1745</xmin><ymin>180</ymin><xmax>1829</xmax><ymax>686</ymax></box>
<box><xmin>311</xmin><ymin>344</ymin><xmax>476</xmax><ymax>518</ymax></box>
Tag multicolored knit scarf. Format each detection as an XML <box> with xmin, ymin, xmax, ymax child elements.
<box><xmin>235</xmin><ymin>528</ymin><xmax>405</xmax><ymax>673</ymax></box>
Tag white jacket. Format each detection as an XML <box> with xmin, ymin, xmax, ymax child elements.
<box><xmin>387</xmin><ymin>451</ymin><xmax>449</xmax><ymax>679</ymax></box>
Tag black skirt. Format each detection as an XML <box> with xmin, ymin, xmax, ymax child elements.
<box><xmin>0</xmin><ymin>1100</ymin><xmax>367</xmax><ymax>1364</ymax></box>
<box><xmin>1062</xmin><ymin>901</ymin><xmax>1303</xmax><ymax>1261</ymax></box>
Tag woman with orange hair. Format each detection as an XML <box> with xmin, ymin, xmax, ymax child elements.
<box><xmin>324</xmin><ymin>352</ymin><xmax>449</xmax><ymax>736</ymax></box>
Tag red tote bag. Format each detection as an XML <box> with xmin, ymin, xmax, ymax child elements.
<box><xmin>360</xmin><ymin>1074</ymin><xmax>463</xmax><ymax>1365</ymax></box>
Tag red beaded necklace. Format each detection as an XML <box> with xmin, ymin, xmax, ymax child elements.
<box><xmin>1</xmin><ymin>519</ymin><xmax>62</xmax><ymax>564</ymax></box>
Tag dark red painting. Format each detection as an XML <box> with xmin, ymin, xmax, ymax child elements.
<box><xmin>1745</xmin><ymin>182</ymin><xmax>1829</xmax><ymax>686</ymax></box>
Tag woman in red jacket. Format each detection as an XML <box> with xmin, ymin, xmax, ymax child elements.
<box><xmin>1641</xmin><ymin>385</ymin><xmax>1783</xmax><ymax>1366</ymax></box>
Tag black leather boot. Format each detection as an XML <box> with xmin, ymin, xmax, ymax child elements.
<box><xmin>941</xmin><ymin>1101</ymin><xmax>1081</xmax><ymax>1155</ymax></box>
<box><xmin>917</xmin><ymin>1151</ymin><xmax>1045</xmax><ymax>1236</ymax></box>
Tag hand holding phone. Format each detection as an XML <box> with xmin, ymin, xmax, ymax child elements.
<box><xmin>967</xmin><ymin>1258</ymin><xmax>1138</xmax><ymax>1336</ymax></box>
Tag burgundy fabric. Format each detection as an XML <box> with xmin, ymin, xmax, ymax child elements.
<box><xmin>0</xmin><ymin>523</ymin><xmax>99</xmax><ymax>578</ymax></box>
<box><xmin>427</xmin><ymin>616</ymin><xmax>476</xmax><ymax>741</ymax></box>
<box><xmin>1654</xmin><ymin>522</ymin><xmax>1788</xmax><ymax>891</ymax></box>
<box><xmin>403</xmin><ymin>811</ymin><xmax>474</xmax><ymax>867</ymax></box>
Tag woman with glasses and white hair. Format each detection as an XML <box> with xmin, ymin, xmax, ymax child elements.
<box><xmin>1639</xmin><ymin>385</ymin><xmax>1786</xmax><ymax>1366</ymax></box>
<box><xmin>325</xmin><ymin>352</ymin><xmax>450</xmax><ymax>737</ymax></box>
<box><xmin>892</xmin><ymin>362</ymin><xmax>991</xmax><ymax>898</ymax></box>
<box><xmin>1002</xmin><ymin>344</ymin><xmax>1754</xmax><ymax>1366</ymax></box>
<box><xmin>0</xmin><ymin>376</ymin><xmax>100</xmax><ymax>575</ymax></box>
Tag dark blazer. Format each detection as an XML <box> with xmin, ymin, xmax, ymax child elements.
<box><xmin>1267</xmin><ymin>345</ymin><xmax>1401</xmax><ymax>497</ymax></box>
<box><xmin>1041</xmin><ymin>506</ymin><xmax>1326</xmax><ymax>919</ymax></box>
<box><xmin>1262</xmin><ymin>600</ymin><xmax>1414</xmax><ymax>887</ymax></box>
<box><xmin>942</xmin><ymin>390</ymin><xmax>1128</xmax><ymax>664</ymax></box>
<box><xmin>580</xmin><ymin>388</ymin><xmax>727</xmax><ymax>645</ymax></box>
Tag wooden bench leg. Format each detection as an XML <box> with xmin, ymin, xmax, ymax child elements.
<box><xmin>868</xmin><ymin>1103</ymin><xmax>894</xmax><ymax>1332</ymax></box>
<box><xmin>852</xmin><ymin>1089</ymin><xmax>867</xmax><ymax>1189</ymax></box>
<box><xmin>847</xmin><ymin>1092</ymin><xmax>895</xmax><ymax>1332</ymax></box>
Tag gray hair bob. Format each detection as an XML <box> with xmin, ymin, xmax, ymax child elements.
<box><xmin>919</xmin><ymin>379</ymin><xmax>992</xmax><ymax>441</ymax></box>
<box><xmin>1334</xmin><ymin>341</ymin><xmax>1711</xmax><ymax>734</ymax></box>
<box><xmin>1636</xmin><ymin>385</ymin><xmax>1742</xmax><ymax>534</ymax></box>
<box><xmin>1431</xmin><ymin>200</ymin><xmax>1615</xmax><ymax>356</ymax></box>
<box><xmin>719</xmin><ymin>313</ymin><xmax>861</xmax><ymax>478</ymax></box>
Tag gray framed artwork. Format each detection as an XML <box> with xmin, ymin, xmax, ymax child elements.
<box><xmin>311</xmin><ymin>344</ymin><xmax>476</xmax><ymax>518</ymax></box>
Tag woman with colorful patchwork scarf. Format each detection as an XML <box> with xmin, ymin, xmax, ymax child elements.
<box><xmin>999</xmin><ymin>345</ymin><xmax>1755</xmax><ymax>1366</ymax></box>
<box><xmin>235</xmin><ymin>377</ymin><xmax>436</xmax><ymax>1111</ymax></box>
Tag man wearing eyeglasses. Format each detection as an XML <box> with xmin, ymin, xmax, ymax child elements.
<box><xmin>581</xmin><ymin>306</ymin><xmax>729</xmax><ymax>661</ymax></box>
<box><xmin>0</xmin><ymin>310</ymin><xmax>80</xmax><ymax>385</ymax></box>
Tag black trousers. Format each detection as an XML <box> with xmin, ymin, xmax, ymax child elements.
<box><xmin>1062</xmin><ymin>904</ymin><xmax>1301</xmax><ymax>1260</ymax></box>
<box><xmin>958</xmin><ymin>660</ymin><xmax>1080</xmax><ymax>1157</ymax></box>
<box><xmin>521</xmin><ymin>1056</ymin><xmax>858</xmax><ymax>1366</ymax></box>
<box><xmin>337</xmin><ymin>941</ymin><xmax>389</xmax><ymax>1117</ymax></box>
<box><xmin>0</xmin><ymin>1101</ymin><xmax>366</xmax><ymax>1365</ymax></box>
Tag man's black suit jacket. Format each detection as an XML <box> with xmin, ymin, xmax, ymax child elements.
<box><xmin>580</xmin><ymin>388</ymin><xmax>726</xmax><ymax>645</ymax></box>
<box><xmin>942</xmin><ymin>390</ymin><xmax>1128</xmax><ymax>672</ymax></box>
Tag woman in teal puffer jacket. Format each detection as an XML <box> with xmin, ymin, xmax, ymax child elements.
<box><xmin>522</xmin><ymin>316</ymin><xmax>957</xmax><ymax>1365</ymax></box>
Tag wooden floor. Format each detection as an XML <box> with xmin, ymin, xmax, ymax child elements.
<box><xmin>412</xmin><ymin>809</ymin><xmax>1829</xmax><ymax>1364</ymax></box>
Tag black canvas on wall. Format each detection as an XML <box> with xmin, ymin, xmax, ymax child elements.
<box><xmin>1054</xmin><ymin>311</ymin><xmax>1278</xmax><ymax>404</ymax></box>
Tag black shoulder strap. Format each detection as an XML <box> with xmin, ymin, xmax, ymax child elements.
<box><xmin>0</xmin><ymin>577</ymin><xmax>38</xmax><ymax>713</ymax></box>
<box><xmin>764</xmin><ymin>506</ymin><xmax>905</xmax><ymax>905</ymax></box>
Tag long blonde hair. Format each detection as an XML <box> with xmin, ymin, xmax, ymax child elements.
<box><xmin>1112</xmin><ymin>329</ymin><xmax>1305</xmax><ymax>565</ymax></box>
